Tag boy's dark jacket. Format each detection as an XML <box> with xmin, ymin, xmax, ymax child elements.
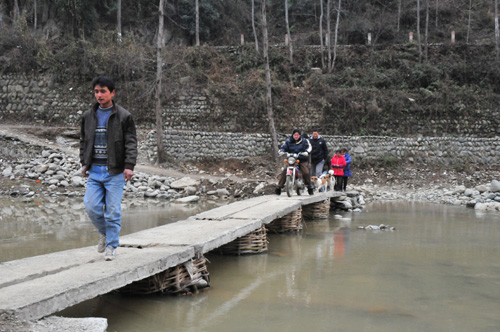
<box><xmin>80</xmin><ymin>101</ymin><xmax>137</xmax><ymax>174</ymax></box>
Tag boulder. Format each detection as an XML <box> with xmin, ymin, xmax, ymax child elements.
<box><xmin>175</xmin><ymin>195</ymin><xmax>200</xmax><ymax>203</ymax></box>
<box><xmin>170</xmin><ymin>177</ymin><xmax>200</xmax><ymax>189</ymax></box>
<box><xmin>253</xmin><ymin>182</ymin><xmax>266</xmax><ymax>194</ymax></box>
<box><xmin>491</xmin><ymin>180</ymin><xmax>500</xmax><ymax>192</ymax></box>
<box><xmin>453</xmin><ymin>185</ymin><xmax>466</xmax><ymax>194</ymax></box>
<box><xmin>216</xmin><ymin>188</ymin><xmax>231</xmax><ymax>197</ymax></box>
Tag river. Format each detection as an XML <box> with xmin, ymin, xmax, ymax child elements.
<box><xmin>1</xmin><ymin>197</ymin><xmax>500</xmax><ymax>331</ymax></box>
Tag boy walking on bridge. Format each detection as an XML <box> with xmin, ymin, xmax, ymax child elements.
<box><xmin>80</xmin><ymin>76</ymin><xmax>138</xmax><ymax>261</ymax></box>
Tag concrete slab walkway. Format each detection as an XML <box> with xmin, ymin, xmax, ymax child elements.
<box><xmin>0</xmin><ymin>191</ymin><xmax>341</xmax><ymax>321</ymax></box>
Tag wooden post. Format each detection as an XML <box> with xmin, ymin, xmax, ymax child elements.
<box><xmin>241</xmin><ymin>34</ymin><xmax>244</xmax><ymax>45</ymax></box>
<box><xmin>409</xmin><ymin>32</ymin><xmax>414</xmax><ymax>43</ymax></box>
<box><xmin>285</xmin><ymin>34</ymin><xmax>289</xmax><ymax>46</ymax></box>
<box><xmin>367</xmin><ymin>33</ymin><xmax>372</xmax><ymax>45</ymax></box>
<box><xmin>451</xmin><ymin>31</ymin><xmax>455</xmax><ymax>43</ymax></box>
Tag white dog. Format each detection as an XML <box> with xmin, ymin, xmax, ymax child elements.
<box><xmin>312</xmin><ymin>172</ymin><xmax>334</xmax><ymax>193</ymax></box>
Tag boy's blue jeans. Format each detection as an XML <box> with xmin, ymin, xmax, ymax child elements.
<box><xmin>84</xmin><ymin>165</ymin><xmax>125</xmax><ymax>248</ymax></box>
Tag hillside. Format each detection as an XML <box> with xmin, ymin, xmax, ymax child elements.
<box><xmin>1</xmin><ymin>1</ymin><xmax>500</xmax><ymax>137</ymax></box>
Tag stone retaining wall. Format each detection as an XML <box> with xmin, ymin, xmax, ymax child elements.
<box><xmin>0</xmin><ymin>74</ymin><xmax>89</xmax><ymax>125</ymax></box>
<box><xmin>140</xmin><ymin>130</ymin><xmax>500</xmax><ymax>165</ymax></box>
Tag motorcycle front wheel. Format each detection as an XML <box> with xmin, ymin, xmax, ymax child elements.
<box><xmin>285</xmin><ymin>174</ymin><xmax>293</xmax><ymax>197</ymax></box>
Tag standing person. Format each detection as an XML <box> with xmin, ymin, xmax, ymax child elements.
<box><xmin>331</xmin><ymin>149</ymin><xmax>346</xmax><ymax>191</ymax></box>
<box><xmin>309</xmin><ymin>128</ymin><xmax>330</xmax><ymax>178</ymax></box>
<box><xmin>275</xmin><ymin>129</ymin><xmax>314</xmax><ymax>195</ymax></box>
<box><xmin>80</xmin><ymin>76</ymin><xmax>138</xmax><ymax>261</ymax></box>
<box><xmin>341</xmin><ymin>148</ymin><xmax>351</xmax><ymax>192</ymax></box>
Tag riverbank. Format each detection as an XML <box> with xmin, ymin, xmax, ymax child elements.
<box><xmin>1</xmin><ymin>126</ymin><xmax>499</xmax><ymax>211</ymax></box>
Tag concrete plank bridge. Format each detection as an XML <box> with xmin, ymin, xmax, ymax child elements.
<box><xmin>0</xmin><ymin>191</ymin><xmax>342</xmax><ymax>321</ymax></box>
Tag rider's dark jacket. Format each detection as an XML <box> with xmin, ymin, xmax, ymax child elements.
<box><xmin>279</xmin><ymin>135</ymin><xmax>312</xmax><ymax>162</ymax></box>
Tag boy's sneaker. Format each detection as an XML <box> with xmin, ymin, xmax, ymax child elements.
<box><xmin>97</xmin><ymin>234</ymin><xmax>106</xmax><ymax>253</ymax></box>
<box><xmin>275</xmin><ymin>187</ymin><xmax>281</xmax><ymax>195</ymax></box>
<box><xmin>104</xmin><ymin>246</ymin><xmax>116</xmax><ymax>261</ymax></box>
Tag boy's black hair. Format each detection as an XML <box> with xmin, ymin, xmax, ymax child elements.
<box><xmin>92</xmin><ymin>76</ymin><xmax>115</xmax><ymax>92</ymax></box>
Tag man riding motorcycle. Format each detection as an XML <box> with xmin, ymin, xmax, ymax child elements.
<box><xmin>275</xmin><ymin>129</ymin><xmax>314</xmax><ymax>196</ymax></box>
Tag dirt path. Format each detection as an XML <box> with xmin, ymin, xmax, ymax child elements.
<box><xmin>0</xmin><ymin>125</ymin><xmax>267</xmax><ymax>184</ymax></box>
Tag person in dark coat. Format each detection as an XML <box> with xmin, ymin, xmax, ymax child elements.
<box><xmin>275</xmin><ymin>129</ymin><xmax>313</xmax><ymax>195</ymax></box>
<box><xmin>80</xmin><ymin>76</ymin><xmax>137</xmax><ymax>261</ymax></box>
<box><xmin>309</xmin><ymin>128</ymin><xmax>330</xmax><ymax>178</ymax></box>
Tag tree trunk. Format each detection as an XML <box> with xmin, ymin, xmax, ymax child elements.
<box><xmin>417</xmin><ymin>0</ymin><xmax>422</xmax><ymax>62</ymax></box>
<box><xmin>319</xmin><ymin>0</ymin><xmax>325</xmax><ymax>69</ymax></box>
<box><xmin>496</xmin><ymin>0</ymin><xmax>499</xmax><ymax>61</ymax></box>
<box><xmin>13</xmin><ymin>0</ymin><xmax>20</xmax><ymax>22</ymax></box>
<box><xmin>397</xmin><ymin>0</ymin><xmax>401</xmax><ymax>32</ymax></box>
<box><xmin>331</xmin><ymin>0</ymin><xmax>341</xmax><ymax>70</ymax></box>
<box><xmin>117</xmin><ymin>0</ymin><xmax>122</xmax><ymax>41</ymax></box>
<box><xmin>327</xmin><ymin>0</ymin><xmax>332</xmax><ymax>72</ymax></box>
<box><xmin>424</xmin><ymin>0</ymin><xmax>429</xmax><ymax>60</ymax></box>
<box><xmin>285</xmin><ymin>0</ymin><xmax>293</xmax><ymax>63</ymax></box>
<box><xmin>466</xmin><ymin>0</ymin><xmax>472</xmax><ymax>44</ymax></box>
<box><xmin>155</xmin><ymin>0</ymin><xmax>165</xmax><ymax>163</ymax></box>
<box><xmin>435</xmin><ymin>0</ymin><xmax>438</xmax><ymax>27</ymax></box>
<box><xmin>261</xmin><ymin>0</ymin><xmax>279</xmax><ymax>162</ymax></box>
<box><xmin>195</xmin><ymin>0</ymin><xmax>200</xmax><ymax>46</ymax></box>
<box><xmin>33</xmin><ymin>0</ymin><xmax>37</xmax><ymax>30</ymax></box>
<box><xmin>251</xmin><ymin>0</ymin><xmax>259</xmax><ymax>52</ymax></box>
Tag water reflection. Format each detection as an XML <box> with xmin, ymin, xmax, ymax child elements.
<box><xmin>57</xmin><ymin>202</ymin><xmax>500</xmax><ymax>331</ymax></box>
<box><xmin>5</xmin><ymin>199</ymin><xmax>500</xmax><ymax>331</ymax></box>
<box><xmin>0</xmin><ymin>196</ymin><xmax>224</xmax><ymax>262</ymax></box>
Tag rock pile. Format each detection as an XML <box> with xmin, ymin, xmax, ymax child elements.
<box><xmin>0</xmin><ymin>147</ymin><xmax>275</xmax><ymax>201</ymax></box>
<box><xmin>353</xmin><ymin>179</ymin><xmax>500</xmax><ymax>211</ymax></box>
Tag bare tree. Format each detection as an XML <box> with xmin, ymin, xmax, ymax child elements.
<box><xmin>435</xmin><ymin>0</ymin><xmax>438</xmax><ymax>27</ymax></box>
<box><xmin>261</xmin><ymin>0</ymin><xmax>279</xmax><ymax>161</ymax></box>
<box><xmin>417</xmin><ymin>0</ymin><xmax>422</xmax><ymax>62</ymax></box>
<box><xmin>33</xmin><ymin>0</ymin><xmax>37</xmax><ymax>30</ymax></box>
<box><xmin>155</xmin><ymin>0</ymin><xmax>166</xmax><ymax>163</ymax></box>
<box><xmin>331</xmin><ymin>0</ymin><xmax>341</xmax><ymax>71</ymax></box>
<box><xmin>424</xmin><ymin>0</ymin><xmax>429</xmax><ymax>60</ymax></box>
<box><xmin>252</xmin><ymin>0</ymin><xmax>259</xmax><ymax>52</ymax></box>
<box><xmin>195</xmin><ymin>0</ymin><xmax>200</xmax><ymax>46</ymax></box>
<box><xmin>285</xmin><ymin>0</ymin><xmax>293</xmax><ymax>63</ymax></box>
<box><xmin>319</xmin><ymin>0</ymin><xmax>325</xmax><ymax>69</ymax></box>
<box><xmin>327</xmin><ymin>0</ymin><xmax>332</xmax><ymax>72</ymax></box>
<box><xmin>496</xmin><ymin>0</ymin><xmax>499</xmax><ymax>61</ymax></box>
<box><xmin>117</xmin><ymin>0</ymin><xmax>122</xmax><ymax>41</ymax></box>
<box><xmin>13</xmin><ymin>0</ymin><xmax>20</xmax><ymax>22</ymax></box>
<box><xmin>397</xmin><ymin>0</ymin><xmax>402</xmax><ymax>32</ymax></box>
<box><xmin>466</xmin><ymin>0</ymin><xmax>472</xmax><ymax>44</ymax></box>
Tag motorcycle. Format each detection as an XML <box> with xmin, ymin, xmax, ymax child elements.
<box><xmin>283</xmin><ymin>152</ymin><xmax>307</xmax><ymax>197</ymax></box>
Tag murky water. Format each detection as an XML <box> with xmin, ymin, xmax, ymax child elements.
<box><xmin>2</xmin><ymin>198</ymin><xmax>500</xmax><ymax>331</ymax></box>
<box><xmin>0</xmin><ymin>196</ymin><xmax>225</xmax><ymax>262</ymax></box>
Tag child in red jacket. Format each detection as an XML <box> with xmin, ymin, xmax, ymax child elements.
<box><xmin>331</xmin><ymin>150</ymin><xmax>346</xmax><ymax>191</ymax></box>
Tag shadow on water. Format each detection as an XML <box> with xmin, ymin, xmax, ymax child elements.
<box><xmin>52</xmin><ymin>201</ymin><xmax>500</xmax><ymax>332</ymax></box>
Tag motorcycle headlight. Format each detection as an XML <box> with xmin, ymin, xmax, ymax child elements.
<box><xmin>288</xmin><ymin>157</ymin><xmax>296</xmax><ymax>165</ymax></box>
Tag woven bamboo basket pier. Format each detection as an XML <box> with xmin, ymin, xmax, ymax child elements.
<box><xmin>302</xmin><ymin>199</ymin><xmax>331</xmax><ymax>219</ymax></box>
<box><xmin>218</xmin><ymin>226</ymin><xmax>268</xmax><ymax>255</ymax></box>
<box><xmin>266</xmin><ymin>207</ymin><xmax>303</xmax><ymax>233</ymax></box>
<box><xmin>118</xmin><ymin>256</ymin><xmax>210</xmax><ymax>295</ymax></box>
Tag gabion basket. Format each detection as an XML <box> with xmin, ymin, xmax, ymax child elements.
<box><xmin>118</xmin><ymin>256</ymin><xmax>210</xmax><ymax>295</ymax></box>
<box><xmin>218</xmin><ymin>226</ymin><xmax>268</xmax><ymax>255</ymax></box>
<box><xmin>302</xmin><ymin>199</ymin><xmax>331</xmax><ymax>219</ymax></box>
<box><xmin>266</xmin><ymin>207</ymin><xmax>303</xmax><ymax>233</ymax></box>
